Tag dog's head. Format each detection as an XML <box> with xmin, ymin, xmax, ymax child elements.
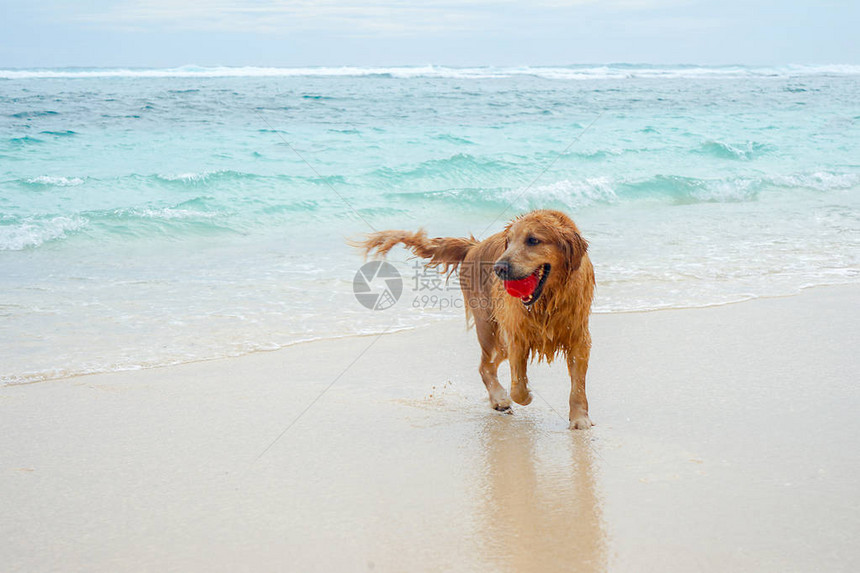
<box><xmin>493</xmin><ymin>210</ymin><xmax>588</xmax><ymax>306</ymax></box>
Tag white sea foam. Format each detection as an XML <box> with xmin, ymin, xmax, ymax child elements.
<box><xmin>125</xmin><ymin>208</ymin><xmax>217</xmax><ymax>220</ymax></box>
<box><xmin>503</xmin><ymin>177</ymin><xmax>618</xmax><ymax>209</ymax></box>
<box><xmin>26</xmin><ymin>175</ymin><xmax>85</xmax><ymax>186</ymax></box>
<box><xmin>494</xmin><ymin>171</ymin><xmax>858</xmax><ymax>209</ymax></box>
<box><xmin>0</xmin><ymin>217</ymin><xmax>86</xmax><ymax>250</ymax></box>
<box><xmin>3</xmin><ymin>64</ymin><xmax>860</xmax><ymax>80</ymax></box>
<box><xmin>692</xmin><ymin>178</ymin><xmax>760</xmax><ymax>203</ymax></box>
<box><xmin>157</xmin><ymin>171</ymin><xmax>212</xmax><ymax>182</ymax></box>
<box><xmin>769</xmin><ymin>172</ymin><xmax>860</xmax><ymax>191</ymax></box>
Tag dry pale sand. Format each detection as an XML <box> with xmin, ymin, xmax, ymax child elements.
<box><xmin>1</xmin><ymin>285</ymin><xmax>859</xmax><ymax>572</ymax></box>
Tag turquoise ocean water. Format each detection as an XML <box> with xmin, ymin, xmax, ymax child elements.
<box><xmin>1</xmin><ymin>65</ymin><xmax>858</xmax><ymax>383</ymax></box>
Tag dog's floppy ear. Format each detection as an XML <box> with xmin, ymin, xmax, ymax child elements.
<box><xmin>560</xmin><ymin>227</ymin><xmax>588</xmax><ymax>273</ymax></box>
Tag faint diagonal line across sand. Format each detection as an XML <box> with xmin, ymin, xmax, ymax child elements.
<box><xmin>254</xmin><ymin>109</ymin><xmax>378</xmax><ymax>232</ymax></box>
<box><xmin>480</xmin><ymin>110</ymin><xmax>603</xmax><ymax>236</ymax></box>
<box><xmin>528</xmin><ymin>386</ymin><xmax>569</xmax><ymax>424</ymax></box>
<box><xmin>249</xmin><ymin>322</ymin><xmax>394</xmax><ymax>467</ymax></box>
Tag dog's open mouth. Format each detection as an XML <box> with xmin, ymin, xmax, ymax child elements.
<box><xmin>503</xmin><ymin>264</ymin><xmax>550</xmax><ymax>306</ymax></box>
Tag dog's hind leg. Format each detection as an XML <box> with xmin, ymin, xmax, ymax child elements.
<box><xmin>476</xmin><ymin>320</ymin><xmax>512</xmax><ymax>412</ymax></box>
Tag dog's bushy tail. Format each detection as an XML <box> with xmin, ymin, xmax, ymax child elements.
<box><xmin>352</xmin><ymin>229</ymin><xmax>477</xmax><ymax>276</ymax></box>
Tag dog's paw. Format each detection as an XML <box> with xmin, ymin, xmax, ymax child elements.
<box><xmin>569</xmin><ymin>415</ymin><xmax>594</xmax><ymax>430</ymax></box>
<box><xmin>491</xmin><ymin>396</ymin><xmax>513</xmax><ymax>414</ymax></box>
<box><xmin>510</xmin><ymin>385</ymin><xmax>533</xmax><ymax>406</ymax></box>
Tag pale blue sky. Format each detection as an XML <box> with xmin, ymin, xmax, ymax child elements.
<box><xmin>1</xmin><ymin>0</ymin><xmax>857</xmax><ymax>68</ymax></box>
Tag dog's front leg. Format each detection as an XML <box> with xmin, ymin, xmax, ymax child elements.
<box><xmin>566</xmin><ymin>349</ymin><xmax>593</xmax><ymax>430</ymax></box>
<box><xmin>509</xmin><ymin>346</ymin><xmax>533</xmax><ymax>406</ymax></box>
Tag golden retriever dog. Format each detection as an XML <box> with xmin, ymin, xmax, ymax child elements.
<box><xmin>356</xmin><ymin>209</ymin><xmax>595</xmax><ymax>429</ymax></box>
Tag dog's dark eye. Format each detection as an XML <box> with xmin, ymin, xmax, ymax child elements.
<box><xmin>526</xmin><ymin>236</ymin><xmax>541</xmax><ymax>246</ymax></box>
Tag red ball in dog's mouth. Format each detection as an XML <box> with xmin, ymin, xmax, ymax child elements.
<box><xmin>503</xmin><ymin>266</ymin><xmax>544</xmax><ymax>301</ymax></box>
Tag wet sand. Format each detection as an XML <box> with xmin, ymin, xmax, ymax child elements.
<box><xmin>1</xmin><ymin>285</ymin><xmax>858</xmax><ymax>572</ymax></box>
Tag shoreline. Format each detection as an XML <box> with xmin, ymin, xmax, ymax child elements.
<box><xmin>2</xmin><ymin>283</ymin><xmax>858</xmax><ymax>571</ymax></box>
<box><xmin>4</xmin><ymin>281</ymin><xmax>856</xmax><ymax>387</ymax></box>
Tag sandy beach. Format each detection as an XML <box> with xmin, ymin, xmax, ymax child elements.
<box><xmin>1</xmin><ymin>284</ymin><xmax>858</xmax><ymax>572</ymax></box>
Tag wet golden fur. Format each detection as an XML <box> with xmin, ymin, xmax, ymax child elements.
<box><xmin>355</xmin><ymin>209</ymin><xmax>595</xmax><ymax>429</ymax></box>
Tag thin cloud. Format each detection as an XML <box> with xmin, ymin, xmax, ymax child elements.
<box><xmin>80</xmin><ymin>1</ymin><xmax>491</xmax><ymax>34</ymax></box>
<box><xmin>76</xmin><ymin>0</ymin><xmax>688</xmax><ymax>35</ymax></box>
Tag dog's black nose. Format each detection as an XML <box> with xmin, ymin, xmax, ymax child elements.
<box><xmin>493</xmin><ymin>261</ymin><xmax>511</xmax><ymax>279</ymax></box>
